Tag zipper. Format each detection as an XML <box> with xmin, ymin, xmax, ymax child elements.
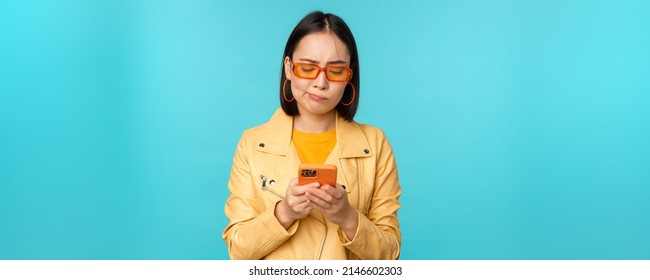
<box><xmin>260</xmin><ymin>175</ymin><xmax>285</xmax><ymax>199</ymax></box>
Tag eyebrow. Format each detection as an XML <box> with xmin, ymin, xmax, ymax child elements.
<box><xmin>297</xmin><ymin>58</ymin><xmax>348</xmax><ymax>65</ymax></box>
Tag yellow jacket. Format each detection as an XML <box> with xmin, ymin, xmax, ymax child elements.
<box><xmin>222</xmin><ymin>108</ymin><xmax>402</xmax><ymax>259</ymax></box>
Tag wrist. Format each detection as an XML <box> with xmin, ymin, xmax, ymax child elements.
<box><xmin>341</xmin><ymin>207</ymin><xmax>359</xmax><ymax>232</ymax></box>
<box><xmin>275</xmin><ymin>200</ymin><xmax>295</xmax><ymax>229</ymax></box>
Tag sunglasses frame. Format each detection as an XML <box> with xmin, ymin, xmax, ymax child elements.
<box><xmin>291</xmin><ymin>62</ymin><xmax>353</xmax><ymax>82</ymax></box>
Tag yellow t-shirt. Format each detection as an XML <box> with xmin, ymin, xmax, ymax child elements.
<box><xmin>292</xmin><ymin>129</ymin><xmax>336</xmax><ymax>164</ymax></box>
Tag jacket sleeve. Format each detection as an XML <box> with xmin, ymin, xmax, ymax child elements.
<box><xmin>339</xmin><ymin>129</ymin><xmax>402</xmax><ymax>259</ymax></box>
<box><xmin>221</xmin><ymin>133</ymin><xmax>299</xmax><ymax>259</ymax></box>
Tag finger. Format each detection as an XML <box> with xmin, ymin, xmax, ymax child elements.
<box><xmin>292</xmin><ymin>200</ymin><xmax>311</xmax><ymax>213</ymax></box>
<box><xmin>296</xmin><ymin>201</ymin><xmax>312</xmax><ymax>212</ymax></box>
<box><xmin>286</xmin><ymin>178</ymin><xmax>302</xmax><ymax>196</ymax></box>
<box><xmin>298</xmin><ymin>181</ymin><xmax>321</xmax><ymax>188</ymax></box>
<box><xmin>322</xmin><ymin>185</ymin><xmax>345</xmax><ymax>200</ymax></box>
<box><xmin>289</xmin><ymin>196</ymin><xmax>309</xmax><ymax>206</ymax></box>
<box><xmin>306</xmin><ymin>191</ymin><xmax>332</xmax><ymax>209</ymax></box>
<box><xmin>308</xmin><ymin>201</ymin><xmax>326</xmax><ymax>214</ymax></box>
<box><xmin>307</xmin><ymin>187</ymin><xmax>335</xmax><ymax>203</ymax></box>
<box><xmin>290</xmin><ymin>182</ymin><xmax>319</xmax><ymax>196</ymax></box>
<box><xmin>295</xmin><ymin>182</ymin><xmax>320</xmax><ymax>194</ymax></box>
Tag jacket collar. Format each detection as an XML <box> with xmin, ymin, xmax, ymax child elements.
<box><xmin>254</xmin><ymin>108</ymin><xmax>373</xmax><ymax>159</ymax></box>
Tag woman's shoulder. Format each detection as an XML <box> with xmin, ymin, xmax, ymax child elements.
<box><xmin>354</xmin><ymin>122</ymin><xmax>389</xmax><ymax>141</ymax></box>
<box><xmin>236</xmin><ymin>108</ymin><xmax>292</xmax><ymax>149</ymax></box>
<box><xmin>241</xmin><ymin>122</ymin><xmax>268</xmax><ymax>137</ymax></box>
<box><xmin>239</xmin><ymin>109</ymin><xmax>284</xmax><ymax>134</ymax></box>
<box><xmin>237</xmin><ymin>121</ymin><xmax>272</xmax><ymax>147</ymax></box>
<box><xmin>340</xmin><ymin>120</ymin><xmax>394</xmax><ymax>153</ymax></box>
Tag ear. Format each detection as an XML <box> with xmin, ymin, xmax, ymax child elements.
<box><xmin>284</xmin><ymin>56</ymin><xmax>292</xmax><ymax>80</ymax></box>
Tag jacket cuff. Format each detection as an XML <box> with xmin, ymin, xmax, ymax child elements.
<box><xmin>267</xmin><ymin>201</ymin><xmax>299</xmax><ymax>236</ymax></box>
<box><xmin>246</xmin><ymin>202</ymin><xmax>299</xmax><ymax>258</ymax></box>
<box><xmin>337</xmin><ymin>211</ymin><xmax>362</xmax><ymax>246</ymax></box>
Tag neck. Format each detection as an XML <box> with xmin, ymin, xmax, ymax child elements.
<box><xmin>293</xmin><ymin>110</ymin><xmax>336</xmax><ymax>133</ymax></box>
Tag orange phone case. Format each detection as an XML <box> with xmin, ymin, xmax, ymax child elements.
<box><xmin>298</xmin><ymin>163</ymin><xmax>337</xmax><ymax>187</ymax></box>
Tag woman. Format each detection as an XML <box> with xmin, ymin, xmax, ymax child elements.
<box><xmin>222</xmin><ymin>11</ymin><xmax>402</xmax><ymax>260</ymax></box>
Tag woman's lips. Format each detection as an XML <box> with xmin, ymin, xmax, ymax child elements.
<box><xmin>307</xmin><ymin>93</ymin><xmax>326</xmax><ymax>101</ymax></box>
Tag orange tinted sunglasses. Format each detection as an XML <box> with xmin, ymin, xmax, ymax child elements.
<box><xmin>291</xmin><ymin>62</ymin><xmax>353</xmax><ymax>82</ymax></box>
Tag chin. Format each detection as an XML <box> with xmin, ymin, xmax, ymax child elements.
<box><xmin>301</xmin><ymin>103</ymin><xmax>337</xmax><ymax>116</ymax></box>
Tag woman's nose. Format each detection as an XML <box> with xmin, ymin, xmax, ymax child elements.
<box><xmin>312</xmin><ymin>70</ymin><xmax>328</xmax><ymax>89</ymax></box>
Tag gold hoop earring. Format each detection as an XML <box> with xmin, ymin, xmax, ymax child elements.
<box><xmin>341</xmin><ymin>82</ymin><xmax>356</xmax><ymax>106</ymax></box>
<box><xmin>283</xmin><ymin>79</ymin><xmax>294</xmax><ymax>102</ymax></box>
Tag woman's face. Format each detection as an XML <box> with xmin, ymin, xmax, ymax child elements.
<box><xmin>284</xmin><ymin>32</ymin><xmax>351</xmax><ymax>117</ymax></box>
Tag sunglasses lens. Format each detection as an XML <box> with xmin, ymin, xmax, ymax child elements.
<box><xmin>294</xmin><ymin>64</ymin><xmax>319</xmax><ymax>79</ymax></box>
<box><xmin>326</xmin><ymin>66</ymin><xmax>350</xmax><ymax>82</ymax></box>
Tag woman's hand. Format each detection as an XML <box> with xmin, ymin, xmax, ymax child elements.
<box><xmin>305</xmin><ymin>184</ymin><xmax>359</xmax><ymax>240</ymax></box>
<box><xmin>275</xmin><ymin>178</ymin><xmax>319</xmax><ymax>229</ymax></box>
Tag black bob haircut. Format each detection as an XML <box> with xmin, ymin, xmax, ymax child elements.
<box><xmin>280</xmin><ymin>11</ymin><xmax>360</xmax><ymax>121</ymax></box>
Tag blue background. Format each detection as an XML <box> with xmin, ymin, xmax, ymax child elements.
<box><xmin>1</xmin><ymin>0</ymin><xmax>649</xmax><ymax>259</ymax></box>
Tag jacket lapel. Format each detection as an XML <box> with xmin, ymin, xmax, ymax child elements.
<box><xmin>335</xmin><ymin>115</ymin><xmax>373</xmax><ymax>159</ymax></box>
<box><xmin>254</xmin><ymin>109</ymin><xmax>293</xmax><ymax>156</ymax></box>
<box><xmin>331</xmin><ymin>112</ymin><xmax>373</xmax><ymax>210</ymax></box>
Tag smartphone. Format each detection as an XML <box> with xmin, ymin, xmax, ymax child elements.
<box><xmin>298</xmin><ymin>163</ymin><xmax>337</xmax><ymax>187</ymax></box>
